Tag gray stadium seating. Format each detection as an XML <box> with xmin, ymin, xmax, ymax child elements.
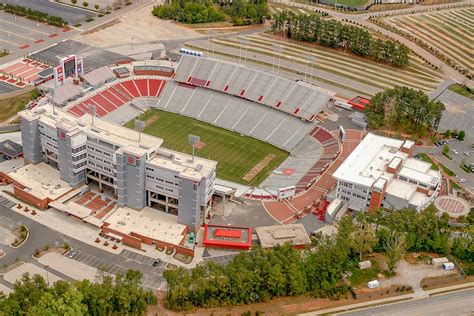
<box><xmin>174</xmin><ymin>55</ymin><xmax>331</xmax><ymax>121</ymax></box>
<box><xmin>155</xmin><ymin>81</ymin><xmax>316</xmax><ymax>151</ymax></box>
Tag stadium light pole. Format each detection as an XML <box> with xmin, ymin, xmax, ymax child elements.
<box><xmin>276</xmin><ymin>44</ymin><xmax>283</xmax><ymax>75</ymax></box>
<box><xmin>307</xmin><ymin>55</ymin><xmax>316</xmax><ymax>85</ymax></box>
<box><xmin>272</xmin><ymin>43</ymin><xmax>280</xmax><ymax>74</ymax></box>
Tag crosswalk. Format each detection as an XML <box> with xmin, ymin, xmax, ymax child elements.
<box><xmin>0</xmin><ymin>195</ymin><xmax>16</xmax><ymax>209</ymax></box>
<box><xmin>0</xmin><ymin>196</ymin><xmax>21</xmax><ymax>231</ymax></box>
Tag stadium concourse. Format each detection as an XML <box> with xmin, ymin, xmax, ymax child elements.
<box><xmin>262</xmin><ymin>129</ymin><xmax>364</xmax><ymax>225</ymax></box>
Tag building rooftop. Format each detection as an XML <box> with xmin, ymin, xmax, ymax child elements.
<box><xmin>256</xmin><ymin>223</ymin><xmax>311</xmax><ymax>248</ymax></box>
<box><xmin>82</xmin><ymin>66</ymin><xmax>116</xmax><ymax>87</ymax></box>
<box><xmin>20</xmin><ymin>105</ymin><xmax>163</xmax><ymax>154</ymax></box>
<box><xmin>8</xmin><ymin>162</ymin><xmax>73</xmax><ymax>200</ymax></box>
<box><xmin>0</xmin><ymin>140</ymin><xmax>22</xmax><ymax>158</ymax></box>
<box><xmin>104</xmin><ymin>207</ymin><xmax>187</xmax><ymax>245</ymax></box>
<box><xmin>333</xmin><ymin>133</ymin><xmax>405</xmax><ymax>188</ymax></box>
<box><xmin>149</xmin><ymin>148</ymin><xmax>216</xmax><ymax>181</ymax></box>
<box><xmin>385</xmin><ymin>178</ymin><xmax>417</xmax><ymax>201</ymax></box>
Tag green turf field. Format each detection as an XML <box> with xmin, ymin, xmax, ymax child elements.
<box><xmin>126</xmin><ymin>109</ymin><xmax>289</xmax><ymax>186</ymax></box>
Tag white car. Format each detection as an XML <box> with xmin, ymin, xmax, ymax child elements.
<box><xmin>459</xmin><ymin>178</ymin><xmax>466</xmax><ymax>183</ymax></box>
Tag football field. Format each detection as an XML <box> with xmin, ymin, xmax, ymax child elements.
<box><xmin>127</xmin><ymin>109</ymin><xmax>289</xmax><ymax>186</ymax></box>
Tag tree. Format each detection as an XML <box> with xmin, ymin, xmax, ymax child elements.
<box><xmin>349</xmin><ymin>215</ymin><xmax>378</xmax><ymax>261</ymax></box>
<box><xmin>457</xmin><ymin>130</ymin><xmax>465</xmax><ymax>141</ymax></box>
<box><xmin>94</xmin><ymin>4</ymin><xmax>99</xmax><ymax>10</ymax></box>
<box><xmin>442</xmin><ymin>144</ymin><xmax>450</xmax><ymax>155</ymax></box>
<box><xmin>383</xmin><ymin>230</ymin><xmax>406</xmax><ymax>272</ymax></box>
<box><xmin>83</xmin><ymin>1</ymin><xmax>88</xmax><ymax>7</ymax></box>
<box><xmin>366</xmin><ymin>86</ymin><xmax>445</xmax><ymax>134</ymax></box>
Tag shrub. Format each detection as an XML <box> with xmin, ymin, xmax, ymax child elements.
<box><xmin>71</xmin><ymin>0</ymin><xmax>77</xmax><ymax>3</ymax></box>
<box><xmin>94</xmin><ymin>4</ymin><xmax>99</xmax><ymax>10</ymax></box>
<box><xmin>83</xmin><ymin>1</ymin><xmax>88</xmax><ymax>7</ymax></box>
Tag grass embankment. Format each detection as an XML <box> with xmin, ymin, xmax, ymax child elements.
<box><xmin>0</xmin><ymin>89</ymin><xmax>40</xmax><ymax>123</ymax></box>
<box><xmin>449</xmin><ymin>84</ymin><xmax>474</xmax><ymax>100</ymax></box>
<box><xmin>416</xmin><ymin>153</ymin><xmax>439</xmax><ymax>171</ymax></box>
<box><xmin>127</xmin><ymin>109</ymin><xmax>288</xmax><ymax>186</ymax></box>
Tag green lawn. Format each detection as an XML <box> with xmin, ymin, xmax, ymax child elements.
<box><xmin>449</xmin><ymin>84</ymin><xmax>474</xmax><ymax>100</ymax></box>
<box><xmin>127</xmin><ymin>109</ymin><xmax>289</xmax><ymax>186</ymax></box>
<box><xmin>348</xmin><ymin>263</ymin><xmax>381</xmax><ymax>287</ymax></box>
<box><xmin>0</xmin><ymin>89</ymin><xmax>40</xmax><ymax>123</ymax></box>
<box><xmin>439</xmin><ymin>162</ymin><xmax>455</xmax><ymax>177</ymax></box>
<box><xmin>415</xmin><ymin>153</ymin><xmax>439</xmax><ymax>171</ymax></box>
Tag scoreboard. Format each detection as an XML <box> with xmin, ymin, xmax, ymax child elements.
<box><xmin>53</xmin><ymin>55</ymin><xmax>84</xmax><ymax>86</ymax></box>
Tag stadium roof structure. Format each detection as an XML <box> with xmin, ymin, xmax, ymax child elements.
<box><xmin>41</xmin><ymin>78</ymin><xmax>83</xmax><ymax>105</ymax></box>
<box><xmin>83</xmin><ymin>66</ymin><xmax>116</xmax><ymax>87</ymax></box>
<box><xmin>256</xmin><ymin>224</ymin><xmax>311</xmax><ymax>248</ymax></box>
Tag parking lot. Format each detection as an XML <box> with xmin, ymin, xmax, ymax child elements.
<box><xmin>203</xmin><ymin>253</ymin><xmax>240</xmax><ymax>265</ymax></box>
<box><xmin>68</xmin><ymin>249</ymin><xmax>166</xmax><ymax>290</ymax></box>
<box><xmin>1</xmin><ymin>0</ymin><xmax>94</xmax><ymax>24</ymax></box>
<box><xmin>0</xmin><ymin>11</ymin><xmax>73</xmax><ymax>57</ymax></box>
<box><xmin>431</xmin><ymin>137</ymin><xmax>474</xmax><ymax>192</ymax></box>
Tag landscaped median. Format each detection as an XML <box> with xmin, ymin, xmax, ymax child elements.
<box><xmin>10</xmin><ymin>225</ymin><xmax>29</xmax><ymax>248</ymax></box>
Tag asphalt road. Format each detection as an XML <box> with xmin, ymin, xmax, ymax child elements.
<box><xmin>338</xmin><ymin>288</ymin><xmax>474</xmax><ymax>316</ymax></box>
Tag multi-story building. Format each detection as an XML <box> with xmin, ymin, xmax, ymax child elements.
<box><xmin>333</xmin><ymin>133</ymin><xmax>441</xmax><ymax>211</ymax></box>
<box><xmin>19</xmin><ymin>104</ymin><xmax>216</xmax><ymax>230</ymax></box>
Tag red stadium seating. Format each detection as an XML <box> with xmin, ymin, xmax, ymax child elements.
<box><xmin>91</xmin><ymin>94</ymin><xmax>116</xmax><ymax>112</ymax></box>
<box><xmin>148</xmin><ymin>79</ymin><xmax>161</xmax><ymax>97</ymax></box>
<box><xmin>134</xmin><ymin>79</ymin><xmax>148</xmax><ymax>96</ymax></box>
<box><xmin>67</xmin><ymin>79</ymin><xmax>168</xmax><ymax>118</ymax></box>
<box><xmin>120</xmin><ymin>80</ymin><xmax>140</xmax><ymax>98</ymax></box>
<box><xmin>101</xmin><ymin>89</ymin><xmax>125</xmax><ymax>107</ymax></box>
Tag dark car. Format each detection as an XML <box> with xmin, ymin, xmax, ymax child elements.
<box><xmin>152</xmin><ymin>260</ymin><xmax>160</xmax><ymax>267</ymax></box>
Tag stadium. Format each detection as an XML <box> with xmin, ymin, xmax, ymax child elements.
<box><xmin>52</xmin><ymin>53</ymin><xmax>342</xmax><ymax>198</ymax></box>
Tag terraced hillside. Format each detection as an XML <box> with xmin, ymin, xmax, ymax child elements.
<box><xmin>384</xmin><ymin>8</ymin><xmax>473</xmax><ymax>77</ymax></box>
<box><xmin>188</xmin><ymin>33</ymin><xmax>443</xmax><ymax>96</ymax></box>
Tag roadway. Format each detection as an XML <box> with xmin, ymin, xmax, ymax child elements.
<box><xmin>337</xmin><ymin>288</ymin><xmax>474</xmax><ymax>316</ymax></box>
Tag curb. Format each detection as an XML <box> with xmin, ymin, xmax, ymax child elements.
<box><xmin>9</xmin><ymin>225</ymin><xmax>29</xmax><ymax>249</ymax></box>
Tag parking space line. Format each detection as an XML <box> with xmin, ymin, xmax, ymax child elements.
<box><xmin>0</xmin><ymin>19</ymin><xmax>51</xmax><ymax>35</ymax></box>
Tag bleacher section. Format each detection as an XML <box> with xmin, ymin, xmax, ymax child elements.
<box><xmin>174</xmin><ymin>55</ymin><xmax>331</xmax><ymax>121</ymax></box>
<box><xmin>67</xmin><ymin>78</ymin><xmax>166</xmax><ymax>118</ymax></box>
<box><xmin>155</xmin><ymin>81</ymin><xmax>316</xmax><ymax>151</ymax></box>
<box><xmin>294</xmin><ymin>127</ymin><xmax>341</xmax><ymax>191</ymax></box>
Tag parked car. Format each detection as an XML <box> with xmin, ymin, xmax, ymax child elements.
<box><xmin>152</xmin><ymin>260</ymin><xmax>160</xmax><ymax>267</ymax></box>
<box><xmin>67</xmin><ymin>250</ymin><xmax>78</xmax><ymax>259</ymax></box>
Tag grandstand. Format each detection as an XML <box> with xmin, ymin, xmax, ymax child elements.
<box><xmin>58</xmin><ymin>56</ymin><xmax>337</xmax><ymax>193</ymax></box>
<box><xmin>173</xmin><ymin>55</ymin><xmax>331</xmax><ymax>122</ymax></box>
<box><xmin>67</xmin><ymin>78</ymin><xmax>166</xmax><ymax>118</ymax></box>
<box><xmin>156</xmin><ymin>81</ymin><xmax>315</xmax><ymax>151</ymax></box>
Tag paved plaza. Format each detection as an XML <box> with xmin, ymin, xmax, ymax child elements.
<box><xmin>3</xmin><ymin>262</ymin><xmax>62</xmax><ymax>285</ymax></box>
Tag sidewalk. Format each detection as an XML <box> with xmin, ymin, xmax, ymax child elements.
<box><xmin>299</xmin><ymin>282</ymin><xmax>474</xmax><ymax>315</ymax></box>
